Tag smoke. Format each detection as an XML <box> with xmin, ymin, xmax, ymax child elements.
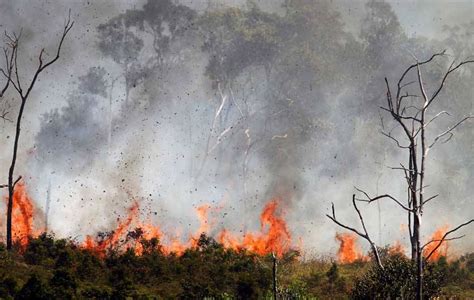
<box><xmin>0</xmin><ymin>0</ymin><xmax>472</xmax><ymax>255</ymax></box>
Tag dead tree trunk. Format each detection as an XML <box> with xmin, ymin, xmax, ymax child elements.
<box><xmin>2</xmin><ymin>16</ymin><xmax>73</xmax><ymax>250</ymax></box>
<box><xmin>327</xmin><ymin>51</ymin><xmax>474</xmax><ymax>300</ymax></box>
<box><xmin>272</xmin><ymin>252</ymin><xmax>278</xmax><ymax>300</ymax></box>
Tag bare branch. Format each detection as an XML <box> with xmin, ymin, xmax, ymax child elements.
<box><xmin>422</xmin><ymin>194</ymin><xmax>438</xmax><ymax>206</ymax></box>
<box><xmin>422</xmin><ymin>235</ymin><xmax>465</xmax><ymax>250</ymax></box>
<box><xmin>424</xmin><ymin>219</ymin><xmax>474</xmax><ymax>261</ymax></box>
<box><xmin>0</xmin><ymin>176</ymin><xmax>21</xmax><ymax>189</ymax></box>
<box><xmin>399</xmin><ymin>93</ymin><xmax>419</xmax><ymax>105</ymax></box>
<box><xmin>12</xmin><ymin>176</ymin><xmax>22</xmax><ymax>189</ymax></box>
<box><xmin>428</xmin><ymin>59</ymin><xmax>474</xmax><ymax>107</ymax></box>
<box><xmin>399</xmin><ymin>80</ymin><xmax>416</xmax><ymax>90</ymax></box>
<box><xmin>425</xmin><ymin>111</ymin><xmax>451</xmax><ymax>129</ymax></box>
<box><xmin>380</xmin><ymin>106</ymin><xmax>421</xmax><ymax>122</ymax></box>
<box><xmin>428</xmin><ymin>116</ymin><xmax>473</xmax><ymax>149</ymax></box>
<box><xmin>355</xmin><ymin>187</ymin><xmax>411</xmax><ymax>211</ymax></box>
<box><xmin>384</xmin><ymin>78</ymin><xmax>415</xmax><ymax>141</ymax></box>
<box><xmin>0</xmin><ymin>34</ymin><xmax>18</xmax><ymax>97</ymax></box>
<box><xmin>22</xmin><ymin>13</ymin><xmax>74</xmax><ymax>100</ymax></box>
<box><xmin>396</xmin><ymin>51</ymin><xmax>446</xmax><ymax>103</ymax></box>
<box><xmin>326</xmin><ymin>195</ymin><xmax>383</xmax><ymax>269</ymax></box>
<box><xmin>381</xmin><ymin>131</ymin><xmax>410</xmax><ymax>148</ymax></box>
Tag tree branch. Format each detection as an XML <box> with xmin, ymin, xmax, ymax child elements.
<box><xmin>0</xmin><ymin>33</ymin><xmax>18</xmax><ymax>97</ymax></box>
<box><xmin>326</xmin><ymin>195</ymin><xmax>384</xmax><ymax>269</ymax></box>
<box><xmin>422</xmin><ymin>194</ymin><xmax>438</xmax><ymax>206</ymax></box>
<box><xmin>381</xmin><ymin>130</ymin><xmax>410</xmax><ymax>148</ymax></box>
<box><xmin>428</xmin><ymin>116</ymin><xmax>472</xmax><ymax>150</ymax></box>
<box><xmin>424</xmin><ymin>219</ymin><xmax>474</xmax><ymax>261</ymax></box>
<box><xmin>354</xmin><ymin>187</ymin><xmax>412</xmax><ymax>211</ymax></box>
<box><xmin>428</xmin><ymin>59</ymin><xmax>474</xmax><ymax>107</ymax></box>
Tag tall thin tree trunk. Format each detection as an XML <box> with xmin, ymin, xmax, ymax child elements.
<box><xmin>45</xmin><ymin>180</ymin><xmax>51</xmax><ymax>233</ymax></box>
<box><xmin>272</xmin><ymin>252</ymin><xmax>278</xmax><ymax>300</ymax></box>
<box><xmin>7</xmin><ymin>98</ymin><xmax>27</xmax><ymax>250</ymax></box>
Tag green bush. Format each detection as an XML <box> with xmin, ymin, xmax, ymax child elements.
<box><xmin>16</xmin><ymin>275</ymin><xmax>53</xmax><ymax>300</ymax></box>
<box><xmin>351</xmin><ymin>254</ymin><xmax>445</xmax><ymax>299</ymax></box>
<box><xmin>0</xmin><ymin>276</ymin><xmax>18</xmax><ymax>299</ymax></box>
<box><xmin>49</xmin><ymin>268</ymin><xmax>78</xmax><ymax>299</ymax></box>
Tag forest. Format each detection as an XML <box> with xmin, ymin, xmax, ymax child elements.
<box><xmin>0</xmin><ymin>0</ymin><xmax>473</xmax><ymax>299</ymax></box>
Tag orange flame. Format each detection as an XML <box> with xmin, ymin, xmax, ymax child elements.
<box><xmin>0</xmin><ymin>182</ymin><xmax>40</xmax><ymax>250</ymax></box>
<box><xmin>3</xmin><ymin>183</ymin><xmax>295</xmax><ymax>257</ymax></box>
<box><xmin>423</xmin><ymin>225</ymin><xmax>449</xmax><ymax>261</ymax></box>
<box><xmin>82</xmin><ymin>201</ymin><xmax>139</xmax><ymax>255</ymax></box>
<box><xmin>81</xmin><ymin>198</ymin><xmax>293</xmax><ymax>257</ymax></box>
<box><xmin>11</xmin><ymin>182</ymin><xmax>37</xmax><ymax>249</ymax></box>
<box><xmin>335</xmin><ymin>232</ymin><xmax>366</xmax><ymax>263</ymax></box>
<box><xmin>218</xmin><ymin>199</ymin><xmax>291</xmax><ymax>257</ymax></box>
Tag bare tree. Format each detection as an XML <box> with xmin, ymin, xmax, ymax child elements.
<box><xmin>327</xmin><ymin>52</ymin><xmax>474</xmax><ymax>300</ymax></box>
<box><xmin>0</xmin><ymin>32</ymin><xmax>19</xmax><ymax>120</ymax></box>
<box><xmin>0</xmin><ymin>14</ymin><xmax>73</xmax><ymax>250</ymax></box>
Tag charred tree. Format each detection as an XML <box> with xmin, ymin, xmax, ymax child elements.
<box><xmin>0</xmin><ymin>15</ymin><xmax>73</xmax><ymax>250</ymax></box>
<box><xmin>327</xmin><ymin>52</ymin><xmax>474</xmax><ymax>299</ymax></box>
<box><xmin>272</xmin><ymin>252</ymin><xmax>278</xmax><ymax>300</ymax></box>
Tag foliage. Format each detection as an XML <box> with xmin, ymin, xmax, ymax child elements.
<box><xmin>199</xmin><ymin>5</ymin><xmax>283</xmax><ymax>83</ymax></box>
<box><xmin>0</xmin><ymin>235</ymin><xmax>473</xmax><ymax>299</ymax></box>
<box><xmin>351</xmin><ymin>254</ymin><xmax>446</xmax><ymax>299</ymax></box>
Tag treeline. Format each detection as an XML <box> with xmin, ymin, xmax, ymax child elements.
<box><xmin>0</xmin><ymin>234</ymin><xmax>473</xmax><ymax>299</ymax></box>
<box><xmin>35</xmin><ymin>0</ymin><xmax>474</xmax><ymax>216</ymax></box>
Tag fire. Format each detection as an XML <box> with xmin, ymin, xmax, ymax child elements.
<box><xmin>0</xmin><ymin>181</ymin><xmax>462</xmax><ymax>263</ymax></box>
<box><xmin>196</xmin><ymin>205</ymin><xmax>210</xmax><ymax>234</ymax></box>
<box><xmin>218</xmin><ymin>199</ymin><xmax>292</xmax><ymax>257</ymax></box>
<box><xmin>0</xmin><ymin>182</ymin><xmax>40</xmax><ymax>250</ymax></box>
<box><xmin>0</xmin><ymin>181</ymin><xmax>463</xmax><ymax>264</ymax></box>
<box><xmin>335</xmin><ymin>232</ymin><xmax>366</xmax><ymax>263</ymax></box>
<box><xmin>423</xmin><ymin>225</ymin><xmax>449</xmax><ymax>261</ymax></box>
<box><xmin>80</xmin><ymin>197</ymin><xmax>293</xmax><ymax>257</ymax></box>
<box><xmin>82</xmin><ymin>201</ymin><xmax>139</xmax><ymax>255</ymax></box>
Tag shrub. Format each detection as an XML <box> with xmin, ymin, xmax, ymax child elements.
<box><xmin>0</xmin><ymin>276</ymin><xmax>18</xmax><ymax>299</ymax></box>
<box><xmin>16</xmin><ymin>275</ymin><xmax>52</xmax><ymax>300</ymax></box>
<box><xmin>351</xmin><ymin>254</ymin><xmax>445</xmax><ymax>299</ymax></box>
<box><xmin>49</xmin><ymin>268</ymin><xmax>78</xmax><ymax>298</ymax></box>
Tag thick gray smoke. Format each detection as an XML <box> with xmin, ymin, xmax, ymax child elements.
<box><xmin>0</xmin><ymin>0</ymin><xmax>472</xmax><ymax>256</ymax></box>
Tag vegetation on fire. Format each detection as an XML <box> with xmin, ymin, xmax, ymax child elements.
<box><xmin>1</xmin><ymin>0</ymin><xmax>474</xmax><ymax>299</ymax></box>
<box><xmin>1</xmin><ymin>234</ymin><xmax>474</xmax><ymax>299</ymax></box>
<box><xmin>4</xmin><ymin>180</ymin><xmax>473</xmax><ymax>298</ymax></box>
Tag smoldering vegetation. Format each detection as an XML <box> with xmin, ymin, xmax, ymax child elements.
<box><xmin>0</xmin><ymin>0</ymin><xmax>472</xmax><ymax>254</ymax></box>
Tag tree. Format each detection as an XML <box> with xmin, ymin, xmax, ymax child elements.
<box><xmin>0</xmin><ymin>32</ymin><xmax>18</xmax><ymax>119</ymax></box>
<box><xmin>327</xmin><ymin>52</ymin><xmax>474</xmax><ymax>299</ymax></box>
<box><xmin>97</xmin><ymin>0</ymin><xmax>196</xmax><ymax>105</ymax></box>
<box><xmin>0</xmin><ymin>14</ymin><xmax>73</xmax><ymax>250</ymax></box>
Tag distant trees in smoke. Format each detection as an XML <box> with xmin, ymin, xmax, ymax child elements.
<box><xmin>32</xmin><ymin>0</ymin><xmax>474</xmax><ymax>231</ymax></box>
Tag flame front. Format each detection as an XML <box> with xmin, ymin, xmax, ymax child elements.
<box><xmin>79</xmin><ymin>197</ymin><xmax>293</xmax><ymax>257</ymax></box>
<box><xmin>5</xmin><ymin>182</ymin><xmax>455</xmax><ymax>262</ymax></box>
